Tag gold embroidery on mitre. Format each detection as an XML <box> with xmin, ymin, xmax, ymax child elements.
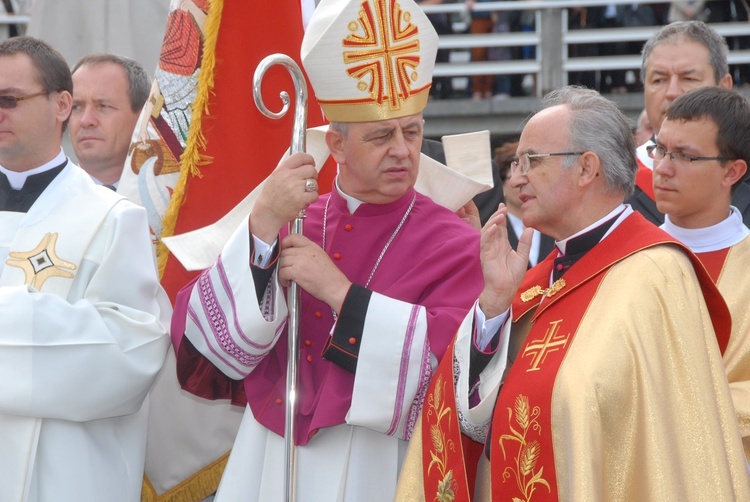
<box><xmin>6</xmin><ymin>233</ymin><xmax>77</xmax><ymax>289</ymax></box>
<box><xmin>520</xmin><ymin>278</ymin><xmax>566</xmax><ymax>302</ymax></box>
<box><xmin>342</xmin><ymin>0</ymin><xmax>421</xmax><ymax>111</ymax></box>
<box><xmin>498</xmin><ymin>395</ymin><xmax>550</xmax><ymax>501</ymax></box>
<box><xmin>521</xmin><ymin>320</ymin><xmax>571</xmax><ymax>372</ymax></box>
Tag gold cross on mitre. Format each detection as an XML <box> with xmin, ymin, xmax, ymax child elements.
<box><xmin>522</xmin><ymin>319</ymin><xmax>571</xmax><ymax>372</ymax></box>
<box><xmin>6</xmin><ymin>233</ymin><xmax>76</xmax><ymax>289</ymax></box>
<box><xmin>343</xmin><ymin>0</ymin><xmax>421</xmax><ymax>111</ymax></box>
<box><xmin>520</xmin><ymin>278</ymin><xmax>566</xmax><ymax>302</ymax></box>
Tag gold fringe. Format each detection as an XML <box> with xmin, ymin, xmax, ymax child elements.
<box><xmin>141</xmin><ymin>451</ymin><xmax>231</xmax><ymax>502</ymax></box>
<box><xmin>156</xmin><ymin>0</ymin><xmax>225</xmax><ymax>278</ymax></box>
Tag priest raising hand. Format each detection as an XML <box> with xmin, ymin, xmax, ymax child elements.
<box><xmin>398</xmin><ymin>86</ymin><xmax>750</xmax><ymax>502</ymax></box>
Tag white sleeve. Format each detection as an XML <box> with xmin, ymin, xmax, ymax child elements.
<box><xmin>456</xmin><ymin>307</ymin><xmax>511</xmax><ymax>440</ymax></box>
<box><xmin>183</xmin><ymin>216</ymin><xmax>287</xmax><ymax>380</ymax></box>
<box><xmin>347</xmin><ymin>292</ymin><xmax>431</xmax><ymax>440</ymax></box>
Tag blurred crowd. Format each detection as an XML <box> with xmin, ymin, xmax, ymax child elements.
<box><xmin>419</xmin><ymin>0</ymin><xmax>750</xmax><ymax>99</ymax></box>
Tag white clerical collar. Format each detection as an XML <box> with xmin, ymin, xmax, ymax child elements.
<box><xmin>661</xmin><ymin>206</ymin><xmax>750</xmax><ymax>253</ymax></box>
<box><xmin>556</xmin><ymin>204</ymin><xmax>631</xmax><ymax>255</ymax></box>
<box><xmin>0</xmin><ymin>148</ymin><xmax>67</xmax><ymax>190</ymax></box>
<box><xmin>636</xmin><ymin>139</ymin><xmax>654</xmax><ymax>171</ymax></box>
<box><xmin>335</xmin><ymin>177</ymin><xmax>364</xmax><ymax>214</ymax></box>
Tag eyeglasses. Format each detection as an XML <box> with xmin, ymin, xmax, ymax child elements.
<box><xmin>0</xmin><ymin>90</ymin><xmax>49</xmax><ymax>109</ymax></box>
<box><xmin>510</xmin><ymin>152</ymin><xmax>585</xmax><ymax>175</ymax></box>
<box><xmin>647</xmin><ymin>144</ymin><xmax>731</xmax><ymax>165</ymax></box>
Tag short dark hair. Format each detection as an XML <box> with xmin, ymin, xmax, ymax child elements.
<box><xmin>494</xmin><ymin>141</ymin><xmax>519</xmax><ymax>183</ymax></box>
<box><xmin>0</xmin><ymin>35</ymin><xmax>72</xmax><ymax>94</ymax></box>
<box><xmin>641</xmin><ymin>21</ymin><xmax>729</xmax><ymax>85</ymax></box>
<box><xmin>73</xmin><ymin>53</ymin><xmax>151</xmax><ymax>112</ymax></box>
<box><xmin>666</xmin><ymin>86</ymin><xmax>750</xmax><ymax>189</ymax></box>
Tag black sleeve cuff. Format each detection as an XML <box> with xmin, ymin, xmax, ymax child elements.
<box><xmin>249</xmin><ymin>237</ymin><xmax>279</xmax><ymax>304</ymax></box>
<box><xmin>468</xmin><ymin>320</ymin><xmax>501</xmax><ymax>388</ymax></box>
<box><xmin>322</xmin><ymin>284</ymin><xmax>371</xmax><ymax>374</ymax></box>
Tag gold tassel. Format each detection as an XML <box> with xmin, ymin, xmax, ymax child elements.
<box><xmin>156</xmin><ymin>0</ymin><xmax>225</xmax><ymax>278</ymax></box>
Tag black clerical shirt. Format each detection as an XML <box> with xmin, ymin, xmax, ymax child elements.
<box><xmin>0</xmin><ymin>163</ymin><xmax>66</xmax><ymax>212</ymax></box>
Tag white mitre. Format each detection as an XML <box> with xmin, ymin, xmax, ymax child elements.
<box><xmin>301</xmin><ymin>0</ymin><xmax>438</xmax><ymax>122</ymax></box>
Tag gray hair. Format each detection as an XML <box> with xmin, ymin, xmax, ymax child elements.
<box><xmin>641</xmin><ymin>21</ymin><xmax>728</xmax><ymax>85</ymax></box>
<box><xmin>72</xmin><ymin>53</ymin><xmax>151</xmax><ymax>112</ymax></box>
<box><xmin>328</xmin><ymin>121</ymin><xmax>349</xmax><ymax>139</ymax></box>
<box><xmin>540</xmin><ymin>86</ymin><xmax>636</xmax><ymax>198</ymax></box>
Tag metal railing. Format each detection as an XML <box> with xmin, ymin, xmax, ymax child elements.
<box><xmin>419</xmin><ymin>0</ymin><xmax>750</xmax><ymax>96</ymax></box>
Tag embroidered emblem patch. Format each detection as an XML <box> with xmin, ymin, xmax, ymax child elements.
<box><xmin>521</xmin><ymin>320</ymin><xmax>571</xmax><ymax>372</ymax></box>
<box><xmin>6</xmin><ymin>233</ymin><xmax>77</xmax><ymax>289</ymax></box>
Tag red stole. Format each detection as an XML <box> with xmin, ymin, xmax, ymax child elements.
<box><xmin>696</xmin><ymin>248</ymin><xmax>730</xmax><ymax>283</ymax></box>
<box><xmin>635</xmin><ymin>157</ymin><xmax>655</xmax><ymax>200</ymax></box>
<box><xmin>421</xmin><ymin>337</ymin><xmax>484</xmax><ymax>502</ymax></box>
<box><xmin>489</xmin><ymin>213</ymin><xmax>731</xmax><ymax>500</ymax></box>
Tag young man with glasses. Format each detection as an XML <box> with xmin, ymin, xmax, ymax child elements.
<box><xmin>653</xmin><ymin>85</ymin><xmax>750</xmax><ymax>462</ymax></box>
<box><xmin>397</xmin><ymin>86</ymin><xmax>749</xmax><ymax>501</ymax></box>
<box><xmin>0</xmin><ymin>36</ymin><xmax>169</xmax><ymax>501</ymax></box>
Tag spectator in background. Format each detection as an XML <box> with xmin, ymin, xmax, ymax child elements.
<box><xmin>69</xmin><ymin>53</ymin><xmax>150</xmax><ymax>189</ymax></box>
<box><xmin>467</xmin><ymin>0</ymin><xmax>495</xmax><ymax>100</ymax></box>
<box><xmin>669</xmin><ymin>1</ymin><xmax>709</xmax><ymax>22</ymax></box>
<box><xmin>567</xmin><ymin>6</ymin><xmax>602</xmax><ymax>91</ymax></box>
<box><xmin>487</xmin><ymin>0</ymin><xmax>512</xmax><ymax>100</ymax></box>
<box><xmin>634</xmin><ymin>107</ymin><xmax>654</xmax><ymax>145</ymax></box>
<box><xmin>494</xmin><ymin>140</ymin><xmax>554</xmax><ymax>266</ymax></box>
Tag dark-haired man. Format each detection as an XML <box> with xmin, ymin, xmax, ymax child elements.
<box><xmin>654</xmin><ymin>85</ymin><xmax>750</xmax><ymax>461</ymax></box>
<box><xmin>70</xmin><ymin>53</ymin><xmax>150</xmax><ymax>189</ymax></box>
<box><xmin>0</xmin><ymin>36</ymin><xmax>169</xmax><ymax>501</ymax></box>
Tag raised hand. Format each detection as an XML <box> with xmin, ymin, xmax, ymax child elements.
<box><xmin>477</xmin><ymin>204</ymin><xmax>532</xmax><ymax>318</ymax></box>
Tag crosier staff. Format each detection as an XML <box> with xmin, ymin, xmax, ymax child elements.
<box><xmin>253</xmin><ymin>54</ymin><xmax>308</xmax><ymax>502</ymax></box>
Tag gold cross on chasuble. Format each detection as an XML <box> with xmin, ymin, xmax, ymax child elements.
<box><xmin>522</xmin><ymin>319</ymin><xmax>571</xmax><ymax>372</ymax></box>
<box><xmin>6</xmin><ymin>232</ymin><xmax>76</xmax><ymax>289</ymax></box>
<box><xmin>343</xmin><ymin>0</ymin><xmax>421</xmax><ymax>110</ymax></box>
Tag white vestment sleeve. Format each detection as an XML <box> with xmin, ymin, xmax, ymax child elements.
<box><xmin>183</xmin><ymin>215</ymin><xmax>287</xmax><ymax>380</ymax></box>
<box><xmin>456</xmin><ymin>307</ymin><xmax>511</xmax><ymax>441</ymax></box>
<box><xmin>347</xmin><ymin>292</ymin><xmax>431</xmax><ymax>440</ymax></box>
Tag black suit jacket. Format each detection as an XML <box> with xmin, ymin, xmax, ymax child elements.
<box><xmin>506</xmin><ymin>219</ymin><xmax>556</xmax><ymax>268</ymax></box>
<box><xmin>421</xmin><ymin>138</ymin><xmax>504</xmax><ymax>226</ymax></box>
<box><xmin>628</xmin><ymin>182</ymin><xmax>750</xmax><ymax>227</ymax></box>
